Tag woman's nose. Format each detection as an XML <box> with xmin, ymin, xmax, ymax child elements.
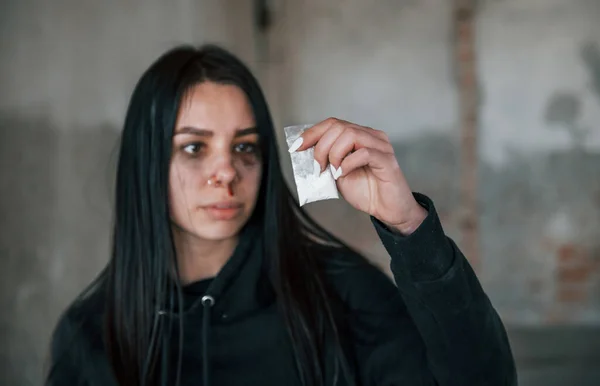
<box><xmin>208</xmin><ymin>154</ymin><xmax>237</xmax><ymax>185</ymax></box>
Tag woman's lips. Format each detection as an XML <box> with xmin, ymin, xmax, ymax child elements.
<box><xmin>203</xmin><ymin>202</ymin><xmax>243</xmax><ymax>220</ymax></box>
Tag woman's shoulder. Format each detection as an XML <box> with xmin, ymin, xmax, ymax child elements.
<box><xmin>45</xmin><ymin>283</ymin><xmax>115</xmax><ymax>385</ymax></box>
<box><xmin>313</xmin><ymin>244</ymin><xmax>403</xmax><ymax>315</ymax></box>
<box><xmin>49</xmin><ymin>283</ymin><xmax>107</xmax><ymax>361</ymax></box>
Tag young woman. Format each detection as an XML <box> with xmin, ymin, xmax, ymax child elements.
<box><xmin>45</xmin><ymin>45</ymin><xmax>516</xmax><ymax>386</ymax></box>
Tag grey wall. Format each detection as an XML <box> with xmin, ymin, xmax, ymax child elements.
<box><xmin>477</xmin><ymin>0</ymin><xmax>600</xmax><ymax>324</ymax></box>
<box><xmin>1</xmin><ymin>0</ymin><xmax>599</xmax><ymax>385</ymax></box>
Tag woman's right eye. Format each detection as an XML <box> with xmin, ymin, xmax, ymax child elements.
<box><xmin>182</xmin><ymin>143</ymin><xmax>204</xmax><ymax>155</ymax></box>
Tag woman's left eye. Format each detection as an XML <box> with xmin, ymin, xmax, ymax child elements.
<box><xmin>234</xmin><ymin>143</ymin><xmax>257</xmax><ymax>153</ymax></box>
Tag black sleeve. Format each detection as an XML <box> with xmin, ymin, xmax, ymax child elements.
<box><xmin>44</xmin><ymin>303</ymin><xmax>114</xmax><ymax>386</ymax></box>
<box><xmin>365</xmin><ymin>192</ymin><xmax>517</xmax><ymax>385</ymax></box>
<box><xmin>44</xmin><ymin>313</ymin><xmax>88</xmax><ymax>386</ymax></box>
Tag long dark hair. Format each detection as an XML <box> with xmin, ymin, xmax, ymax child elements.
<box><xmin>63</xmin><ymin>45</ymin><xmax>357</xmax><ymax>386</ymax></box>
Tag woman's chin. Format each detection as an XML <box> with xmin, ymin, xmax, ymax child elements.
<box><xmin>195</xmin><ymin>221</ymin><xmax>246</xmax><ymax>241</ymax></box>
<box><xmin>171</xmin><ymin>213</ymin><xmax>251</xmax><ymax>242</ymax></box>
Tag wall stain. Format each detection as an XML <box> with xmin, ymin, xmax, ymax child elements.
<box><xmin>543</xmin><ymin>41</ymin><xmax>600</xmax><ymax>151</ymax></box>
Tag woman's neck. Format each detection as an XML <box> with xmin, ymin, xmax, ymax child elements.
<box><xmin>173</xmin><ymin>231</ymin><xmax>239</xmax><ymax>284</ymax></box>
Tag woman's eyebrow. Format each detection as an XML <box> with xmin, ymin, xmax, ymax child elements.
<box><xmin>174</xmin><ymin>126</ymin><xmax>258</xmax><ymax>137</ymax></box>
<box><xmin>235</xmin><ymin>127</ymin><xmax>258</xmax><ymax>137</ymax></box>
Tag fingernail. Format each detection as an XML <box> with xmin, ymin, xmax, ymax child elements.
<box><xmin>333</xmin><ymin>167</ymin><xmax>343</xmax><ymax>180</ymax></box>
<box><xmin>329</xmin><ymin>164</ymin><xmax>337</xmax><ymax>176</ymax></box>
<box><xmin>313</xmin><ymin>159</ymin><xmax>322</xmax><ymax>177</ymax></box>
<box><xmin>288</xmin><ymin>137</ymin><xmax>303</xmax><ymax>153</ymax></box>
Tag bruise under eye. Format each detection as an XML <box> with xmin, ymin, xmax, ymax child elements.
<box><xmin>234</xmin><ymin>142</ymin><xmax>261</xmax><ymax>166</ymax></box>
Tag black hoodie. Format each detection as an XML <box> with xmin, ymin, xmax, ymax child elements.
<box><xmin>46</xmin><ymin>193</ymin><xmax>517</xmax><ymax>386</ymax></box>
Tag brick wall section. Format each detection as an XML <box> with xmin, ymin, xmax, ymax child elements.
<box><xmin>555</xmin><ymin>243</ymin><xmax>600</xmax><ymax>316</ymax></box>
<box><xmin>538</xmin><ymin>237</ymin><xmax>600</xmax><ymax>323</ymax></box>
<box><xmin>454</xmin><ymin>0</ymin><xmax>480</xmax><ymax>272</ymax></box>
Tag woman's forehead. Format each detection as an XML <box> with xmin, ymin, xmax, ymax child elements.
<box><xmin>176</xmin><ymin>82</ymin><xmax>255</xmax><ymax>133</ymax></box>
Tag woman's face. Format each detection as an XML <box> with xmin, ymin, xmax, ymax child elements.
<box><xmin>169</xmin><ymin>82</ymin><xmax>262</xmax><ymax>242</ymax></box>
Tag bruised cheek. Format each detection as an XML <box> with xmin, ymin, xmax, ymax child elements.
<box><xmin>239</xmin><ymin>163</ymin><xmax>262</xmax><ymax>199</ymax></box>
<box><xmin>235</xmin><ymin>151</ymin><xmax>261</xmax><ymax>168</ymax></box>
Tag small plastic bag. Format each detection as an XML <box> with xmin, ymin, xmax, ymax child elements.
<box><xmin>284</xmin><ymin>124</ymin><xmax>339</xmax><ymax>206</ymax></box>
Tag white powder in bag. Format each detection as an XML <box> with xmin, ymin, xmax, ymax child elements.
<box><xmin>284</xmin><ymin>124</ymin><xmax>339</xmax><ymax>206</ymax></box>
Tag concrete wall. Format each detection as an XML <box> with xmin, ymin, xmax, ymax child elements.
<box><xmin>1</xmin><ymin>0</ymin><xmax>599</xmax><ymax>385</ymax></box>
<box><xmin>0</xmin><ymin>1</ymin><xmax>254</xmax><ymax>384</ymax></box>
<box><xmin>476</xmin><ymin>0</ymin><xmax>600</xmax><ymax>324</ymax></box>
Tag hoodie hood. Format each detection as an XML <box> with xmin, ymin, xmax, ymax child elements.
<box><xmin>161</xmin><ymin>221</ymin><xmax>273</xmax><ymax>320</ymax></box>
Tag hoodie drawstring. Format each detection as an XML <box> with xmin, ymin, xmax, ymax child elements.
<box><xmin>201</xmin><ymin>295</ymin><xmax>215</xmax><ymax>386</ymax></box>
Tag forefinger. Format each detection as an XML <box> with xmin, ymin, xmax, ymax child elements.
<box><xmin>295</xmin><ymin>118</ymin><xmax>348</xmax><ymax>151</ymax></box>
